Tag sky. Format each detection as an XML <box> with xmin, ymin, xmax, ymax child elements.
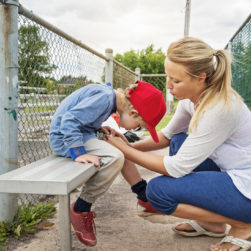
<box><xmin>19</xmin><ymin>0</ymin><xmax>251</xmax><ymax>56</ymax></box>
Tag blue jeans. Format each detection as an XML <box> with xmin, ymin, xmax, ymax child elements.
<box><xmin>146</xmin><ymin>133</ymin><xmax>251</xmax><ymax>223</ymax></box>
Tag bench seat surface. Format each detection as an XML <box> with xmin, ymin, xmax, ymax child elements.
<box><xmin>0</xmin><ymin>155</ymin><xmax>96</xmax><ymax>195</ymax></box>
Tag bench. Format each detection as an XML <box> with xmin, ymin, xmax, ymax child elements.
<box><xmin>0</xmin><ymin>155</ymin><xmax>96</xmax><ymax>251</ymax></box>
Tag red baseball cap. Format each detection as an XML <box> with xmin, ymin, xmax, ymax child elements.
<box><xmin>128</xmin><ymin>81</ymin><xmax>166</xmax><ymax>143</ymax></box>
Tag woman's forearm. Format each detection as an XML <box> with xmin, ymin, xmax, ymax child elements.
<box><xmin>132</xmin><ymin>131</ymin><xmax>170</xmax><ymax>152</ymax></box>
<box><xmin>122</xmin><ymin>144</ymin><xmax>170</xmax><ymax>176</ymax></box>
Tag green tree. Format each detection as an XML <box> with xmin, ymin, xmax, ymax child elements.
<box><xmin>114</xmin><ymin>45</ymin><xmax>166</xmax><ymax>91</ymax></box>
<box><xmin>115</xmin><ymin>44</ymin><xmax>166</xmax><ymax>74</ymax></box>
<box><xmin>57</xmin><ymin>75</ymin><xmax>91</xmax><ymax>95</ymax></box>
<box><xmin>18</xmin><ymin>25</ymin><xmax>57</xmax><ymax>91</ymax></box>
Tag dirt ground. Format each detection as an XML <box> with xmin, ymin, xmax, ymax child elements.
<box><xmin>4</xmin><ymin>148</ymin><xmax>223</xmax><ymax>251</ymax></box>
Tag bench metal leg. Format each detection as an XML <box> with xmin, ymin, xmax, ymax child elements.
<box><xmin>59</xmin><ymin>194</ymin><xmax>72</xmax><ymax>251</ymax></box>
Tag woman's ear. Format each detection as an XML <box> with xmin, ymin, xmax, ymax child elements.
<box><xmin>199</xmin><ymin>72</ymin><xmax>207</xmax><ymax>84</ymax></box>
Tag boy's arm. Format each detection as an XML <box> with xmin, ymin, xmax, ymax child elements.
<box><xmin>60</xmin><ymin>92</ymin><xmax>111</xmax><ymax>160</ymax></box>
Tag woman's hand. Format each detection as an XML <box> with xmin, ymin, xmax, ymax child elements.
<box><xmin>106</xmin><ymin>135</ymin><xmax>129</xmax><ymax>150</ymax></box>
<box><xmin>100</xmin><ymin>126</ymin><xmax>130</xmax><ymax>145</ymax></box>
<box><xmin>75</xmin><ymin>154</ymin><xmax>101</xmax><ymax>168</ymax></box>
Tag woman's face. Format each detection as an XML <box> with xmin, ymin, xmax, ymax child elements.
<box><xmin>164</xmin><ymin>59</ymin><xmax>206</xmax><ymax>104</ymax></box>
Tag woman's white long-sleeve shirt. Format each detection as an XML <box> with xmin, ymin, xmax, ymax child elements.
<box><xmin>161</xmin><ymin>98</ymin><xmax>251</xmax><ymax>200</ymax></box>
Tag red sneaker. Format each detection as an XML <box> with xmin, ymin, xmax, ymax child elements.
<box><xmin>137</xmin><ymin>199</ymin><xmax>164</xmax><ymax>217</ymax></box>
<box><xmin>70</xmin><ymin>203</ymin><xmax>97</xmax><ymax>246</ymax></box>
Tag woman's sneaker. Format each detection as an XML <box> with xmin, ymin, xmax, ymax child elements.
<box><xmin>70</xmin><ymin>203</ymin><xmax>97</xmax><ymax>246</ymax></box>
<box><xmin>137</xmin><ymin>199</ymin><xmax>164</xmax><ymax>217</ymax></box>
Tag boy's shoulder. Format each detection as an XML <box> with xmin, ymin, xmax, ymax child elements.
<box><xmin>83</xmin><ymin>83</ymin><xmax>113</xmax><ymax>93</ymax></box>
<box><xmin>71</xmin><ymin>83</ymin><xmax>114</xmax><ymax>98</ymax></box>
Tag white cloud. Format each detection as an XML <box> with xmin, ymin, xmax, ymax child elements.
<box><xmin>19</xmin><ymin>0</ymin><xmax>251</xmax><ymax>54</ymax></box>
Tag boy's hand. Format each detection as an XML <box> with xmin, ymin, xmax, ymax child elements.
<box><xmin>100</xmin><ymin>126</ymin><xmax>117</xmax><ymax>136</ymax></box>
<box><xmin>75</xmin><ymin>154</ymin><xmax>101</xmax><ymax>168</ymax></box>
<box><xmin>100</xmin><ymin>126</ymin><xmax>130</xmax><ymax>145</ymax></box>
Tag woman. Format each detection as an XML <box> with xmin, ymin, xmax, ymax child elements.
<box><xmin>107</xmin><ymin>37</ymin><xmax>251</xmax><ymax>251</ymax></box>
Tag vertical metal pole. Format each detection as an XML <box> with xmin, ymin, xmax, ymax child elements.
<box><xmin>135</xmin><ymin>68</ymin><xmax>140</xmax><ymax>82</ymax></box>
<box><xmin>166</xmin><ymin>76</ymin><xmax>174</xmax><ymax>114</ymax></box>
<box><xmin>105</xmin><ymin>48</ymin><xmax>113</xmax><ymax>87</ymax></box>
<box><xmin>0</xmin><ymin>0</ymin><xmax>19</xmax><ymax>221</ymax></box>
<box><xmin>227</xmin><ymin>41</ymin><xmax>232</xmax><ymax>56</ymax></box>
<box><xmin>184</xmin><ymin>0</ymin><xmax>191</xmax><ymax>37</ymax></box>
<box><xmin>59</xmin><ymin>195</ymin><xmax>72</xmax><ymax>251</ymax></box>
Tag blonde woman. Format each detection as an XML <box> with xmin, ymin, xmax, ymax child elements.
<box><xmin>107</xmin><ymin>37</ymin><xmax>251</xmax><ymax>251</ymax></box>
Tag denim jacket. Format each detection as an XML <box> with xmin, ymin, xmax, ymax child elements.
<box><xmin>49</xmin><ymin>83</ymin><xmax>116</xmax><ymax>160</ymax></box>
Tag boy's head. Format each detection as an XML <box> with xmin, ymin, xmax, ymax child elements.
<box><xmin>119</xmin><ymin>81</ymin><xmax>166</xmax><ymax>143</ymax></box>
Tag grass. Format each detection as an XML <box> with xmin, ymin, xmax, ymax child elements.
<box><xmin>0</xmin><ymin>202</ymin><xmax>56</xmax><ymax>249</ymax></box>
<box><xmin>144</xmin><ymin>99</ymin><xmax>178</xmax><ymax>136</ymax></box>
<box><xmin>156</xmin><ymin>114</ymin><xmax>173</xmax><ymax>131</ymax></box>
<box><xmin>144</xmin><ymin>113</ymin><xmax>173</xmax><ymax>136</ymax></box>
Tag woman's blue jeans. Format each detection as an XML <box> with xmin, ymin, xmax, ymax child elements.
<box><xmin>146</xmin><ymin>133</ymin><xmax>251</xmax><ymax>223</ymax></box>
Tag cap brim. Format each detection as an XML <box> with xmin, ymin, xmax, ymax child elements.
<box><xmin>146</xmin><ymin>123</ymin><xmax>159</xmax><ymax>143</ymax></box>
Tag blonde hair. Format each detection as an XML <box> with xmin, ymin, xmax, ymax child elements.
<box><xmin>117</xmin><ymin>84</ymin><xmax>146</xmax><ymax>126</ymax></box>
<box><xmin>167</xmin><ymin>37</ymin><xmax>242</xmax><ymax>132</ymax></box>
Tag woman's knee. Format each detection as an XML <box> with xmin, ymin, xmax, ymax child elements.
<box><xmin>146</xmin><ymin>177</ymin><xmax>160</xmax><ymax>201</ymax></box>
<box><xmin>146</xmin><ymin>176</ymin><xmax>179</xmax><ymax>215</ymax></box>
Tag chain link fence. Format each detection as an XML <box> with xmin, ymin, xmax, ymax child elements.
<box><xmin>140</xmin><ymin>74</ymin><xmax>167</xmax><ymax>98</ymax></box>
<box><xmin>14</xmin><ymin>5</ymin><xmax>135</xmax><ymax>203</ymax></box>
<box><xmin>226</xmin><ymin>14</ymin><xmax>251</xmax><ymax>109</ymax></box>
<box><xmin>113</xmin><ymin>60</ymin><xmax>137</xmax><ymax>89</ymax></box>
<box><xmin>140</xmin><ymin>74</ymin><xmax>175</xmax><ymax>113</ymax></box>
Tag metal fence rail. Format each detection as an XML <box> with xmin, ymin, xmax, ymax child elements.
<box><xmin>226</xmin><ymin>14</ymin><xmax>251</xmax><ymax>108</ymax></box>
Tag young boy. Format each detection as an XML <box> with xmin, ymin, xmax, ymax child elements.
<box><xmin>49</xmin><ymin>80</ymin><xmax>166</xmax><ymax>246</ymax></box>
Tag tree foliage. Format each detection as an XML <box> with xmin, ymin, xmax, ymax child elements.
<box><xmin>114</xmin><ymin>44</ymin><xmax>166</xmax><ymax>74</ymax></box>
<box><xmin>18</xmin><ymin>25</ymin><xmax>57</xmax><ymax>89</ymax></box>
<box><xmin>57</xmin><ymin>75</ymin><xmax>91</xmax><ymax>95</ymax></box>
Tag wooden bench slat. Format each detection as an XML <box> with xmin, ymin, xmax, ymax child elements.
<box><xmin>18</xmin><ymin>102</ymin><xmax>60</xmax><ymax>108</ymax></box>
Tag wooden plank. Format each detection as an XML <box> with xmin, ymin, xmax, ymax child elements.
<box><xmin>19</xmin><ymin>125</ymin><xmax>50</xmax><ymax>133</ymax></box>
<box><xmin>18</xmin><ymin>102</ymin><xmax>60</xmax><ymax>108</ymax></box>
<box><xmin>19</xmin><ymin>111</ymin><xmax>55</xmax><ymax>117</ymax></box>
<box><xmin>19</xmin><ymin>93</ymin><xmax>66</xmax><ymax>99</ymax></box>
<box><xmin>19</xmin><ymin>86</ymin><xmax>47</xmax><ymax>91</ymax></box>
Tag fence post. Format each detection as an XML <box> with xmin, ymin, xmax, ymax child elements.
<box><xmin>166</xmin><ymin>76</ymin><xmax>174</xmax><ymax>114</ymax></box>
<box><xmin>105</xmin><ymin>48</ymin><xmax>113</xmax><ymax>87</ymax></box>
<box><xmin>227</xmin><ymin>41</ymin><xmax>232</xmax><ymax>55</ymax></box>
<box><xmin>0</xmin><ymin>0</ymin><xmax>19</xmax><ymax>221</ymax></box>
<box><xmin>135</xmin><ymin>68</ymin><xmax>140</xmax><ymax>81</ymax></box>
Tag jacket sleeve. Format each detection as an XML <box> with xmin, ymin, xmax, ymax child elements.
<box><xmin>163</xmin><ymin>102</ymin><xmax>240</xmax><ymax>177</ymax></box>
<box><xmin>60</xmin><ymin>92</ymin><xmax>110</xmax><ymax>156</ymax></box>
